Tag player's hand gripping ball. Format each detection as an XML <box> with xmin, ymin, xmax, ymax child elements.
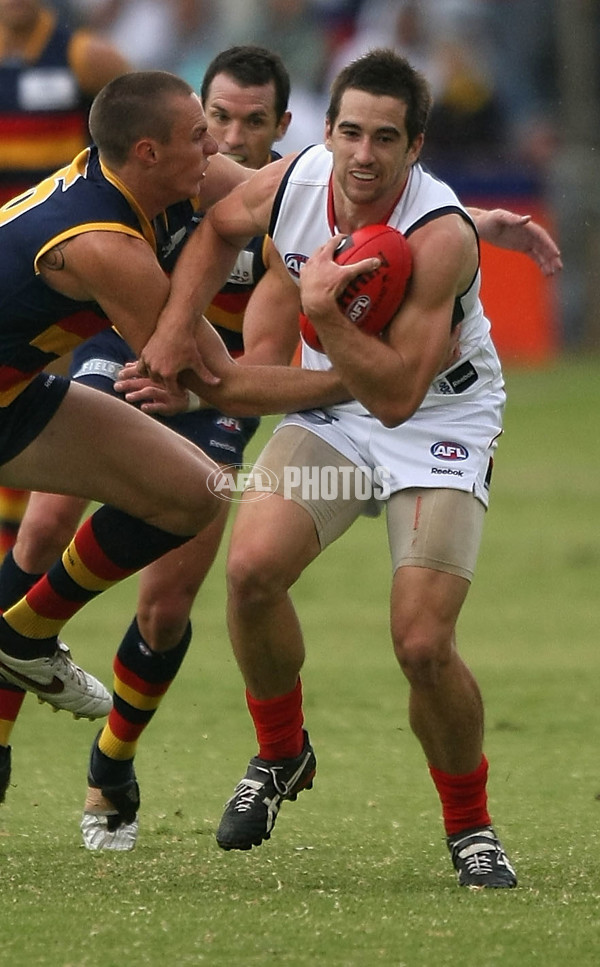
<box><xmin>299</xmin><ymin>223</ymin><xmax>413</xmax><ymax>352</ymax></box>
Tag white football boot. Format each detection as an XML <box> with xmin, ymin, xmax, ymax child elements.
<box><xmin>0</xmin><ymin>640</ymin><xmax>112</xmax><ymax>719</ymax></box>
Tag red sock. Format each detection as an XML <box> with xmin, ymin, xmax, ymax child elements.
<box><xmin>246</xmin><ymin>679</ymin><xmax>304</xmax><ymax>760</ymax></box>
<box><xmin>429</xmin><ymin>755</ymin><xmax>492</xmax><ymax>836</ymax></box>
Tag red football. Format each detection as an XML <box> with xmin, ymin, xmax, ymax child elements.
<box><xmin>299</xmin><ymin>223</ymin><xmax>412</xmax><ymax>352</ymax></box>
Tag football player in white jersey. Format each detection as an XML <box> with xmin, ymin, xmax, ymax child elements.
<box><xmin>140</xmin><ymin>49</ymin><xmax>561</xmax><ymax>887</ymax></box>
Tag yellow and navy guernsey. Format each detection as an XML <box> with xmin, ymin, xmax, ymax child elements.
<box><xmin>0</xmin><ymin>144</ymin><xmax>195</xmax><ymax>408</ymax></box>
<box><xmin>0</xmin><ymin>8</ymin><xmax>95</xmax><ymax>205</ymax></box>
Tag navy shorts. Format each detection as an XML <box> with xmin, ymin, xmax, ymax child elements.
<box><xmin>69</xmin><ymin>328</ymin><xmax>259</xmax><ymax>466</ymax></box>
<box><xmin>0</xmin><ymin>372</ymin><xmax>70</xmax><ymax>466</ymax></box>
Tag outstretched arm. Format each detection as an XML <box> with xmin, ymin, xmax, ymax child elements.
<box><xmin>468</xmin><ymin>207</ymin><xmax>562</xmax><ymax>277</ymax></box>
<box><xmin>39</xmin><ymin>224</ymin><xmax>350</xmax><ymax>418</ymax></box>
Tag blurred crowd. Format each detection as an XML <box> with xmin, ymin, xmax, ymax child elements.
<box><xmin>12</xmin><ymin>1</ymin><xmax>600</xmax><ymax>348</ymax></box>
<box><xmin>57</xmin><ymin>0</ymin><xmax>562</xmax><ymax>178</ymax></box>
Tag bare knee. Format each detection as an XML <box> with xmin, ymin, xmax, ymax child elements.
<box><xmin>15</xmin><ymin>496</ymin><xmax>86</xmax><ymax>572</ymax></box>
<box><xmin>153</xmin><ymin>485</ymin><xmax>220</xmax><ymax>537</ymax></box>
<box><xmin>185</xmin><ymin>484</ymin><xmax>222</xmax><ymax>533</ymax></box>
<box><xmin>137</xmin><ymin>597</ymin><xmax>190</xmax><ymax>651</ymax></box>
<box><xmin>227</xmin><ymin>542</ymin><xmax>289</xmax><ymax>612</ymax></box>
<box><xmin>392</xmin><ymin>621</ymin><xmax>454</xmax><ymax>689</ymax></box>
<box><xmin>136</xmin><ymin>564</ymin><xmax>202</xmax><ymax>651</ymax></box>
<box><xmin>390</xmin><ymin>568</ymin><xmax>467</xmax><ymax>689</ymax></box>
<box><xmin>131</xmin><ymin>444</ymin><xmax>221</xmax><ymax>537</ymax></box>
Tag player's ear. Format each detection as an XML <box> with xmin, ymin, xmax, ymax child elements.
<box><xmin>408</xmin><ymin>133</ymin><xmax>424</xmax><ymax>165</ymax></box>
<box><xmin>324</xmin><ymin>118</ymin><xmax>333</xmax><ymax>151</ymax></box>
<box><xmin>275</xmin><ymin>110</ymin><xmax>292</xmax><ymax>141</ymax></box>
<box><xmin>134</xmin><ymin>138</ymin><xmax>158</xmax><ymax>164</ymax></box>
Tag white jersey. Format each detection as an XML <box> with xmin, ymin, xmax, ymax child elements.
<box><xmin>270</xmin><ymin>144</ymin><xmax>504</xmax><ymax>411</ymax></box>
<box><xmin>269</xmin><ymin>145</ymin><xmax>506</xmax><ymax>506</ymax></box>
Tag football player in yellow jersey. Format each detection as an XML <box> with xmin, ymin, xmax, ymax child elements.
<box><xmin>0</xmin><ymin>0</ymin><xmax>130</xmax><ymax>554</ymax></box>
<box><xmin>0</xmin><ymin>47</ymin><xmax>300</xmax><ymax>849</ymax></box>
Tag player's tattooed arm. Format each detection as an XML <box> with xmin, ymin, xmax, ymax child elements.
<box><xmin>38</xmin><ymin>240</ymin><xmax>70</xmax><ymax>271</ymax></box>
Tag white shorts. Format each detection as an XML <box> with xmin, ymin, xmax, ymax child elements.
<box><xmin>278</xmin><ymin>393</ymin><xmax>504</xmax><ymax>509</ymax></box>
<box><xmin>249</xmin><ymin>423</ymin><xmax>489</xmax><ymax>579</ymax></box>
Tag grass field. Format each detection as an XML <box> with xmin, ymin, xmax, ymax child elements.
<box><xmin>1</xmin><ymin>356</ymin><xmax>599</xmax><ymax>966</ymax></box>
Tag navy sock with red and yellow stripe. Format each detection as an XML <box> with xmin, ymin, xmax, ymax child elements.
<box><xmin>0</xmin><ymin>549</ymin><xmax>42</xmax><ymax>613</ymax></box>
<box><xmin>0</xmin><ymin>507</ymin><xmax>191</xmax><ymax>660</ymax></box>
<box><xmin>90</xmin><ymin>617</ymin><xmax>191</xmax><ymax>786</ymax></box>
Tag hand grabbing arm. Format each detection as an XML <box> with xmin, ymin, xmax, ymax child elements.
<box><xmin>113</xmin><ymin>362</ymin><xmax>192</xmax><ymax>415</ymax></box>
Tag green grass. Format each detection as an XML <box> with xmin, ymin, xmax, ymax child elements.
<box><xmin>1</xmin><ymin>356</ymin><xmax>600</xmax><ymax>966</ymax></box>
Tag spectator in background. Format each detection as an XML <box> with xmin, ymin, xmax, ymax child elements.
<box><xmin>486</xmin><ymin>0</ymin><xmax>600</xmax><ymax>351</ymax></box>
<box><xmin>0</xmin><ymin>0</ymin><xmax>129</xmax><ymax>220</ymax></box>
<box><xmin>486</xmin><ymin>0</ymin><xmax>559</xmax><ymax>174</ymax></box>
<box><xmin>75</xmin><ymin>0</ymin><xmax>208</xmax><ymax>71</ymax></box>
<box><xmin>325</xmin><ymin>0</ymin><xmax>506</xmax><ymax>174</ymax></box>
<box><xmin>486</xmin><ymin>0</ymin><xmax>586</xmax><ymax>349</ymax></box>
<box><xmin>423</xmin><ymin>21</ymin><xmax>506</xmax><ymax>174</ymax></box>
<box><xmin>309</xmin><ymin>0</ymin><xmax>363</xmax><ymax>50</ymax></box>
<box><xmin>325</xmin><ymin>0</ymin><xmax>435</xmax><ymax>86</ymax></box>
<box><xmin>177</xmin><ymin>0</ymin><xmax>363</xmax><ymax>100</ymax></box>
<box><xmin>225</xmin><ymin>0</ymin><xmax>327</xmax><ymax>93</ymax></box>
<box><xmin>0</xmin><ymin>0</ymin><xmax>130</xmax><ymax>557</ymax></box>
<box><xmin>227</xmin><ymin>0</ymin><xmax>330</xmax><ymax>153</ymax></box>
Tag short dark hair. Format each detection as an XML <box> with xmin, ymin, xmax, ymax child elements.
<box><xmin>201</xmin><ymin>45</ymin><xmax>290</xmax><ymax>122</ymax></box>
<box><xmin>89</xmin><ymin>71</ymin><xmax>195</xmax><ymax>166</ymax></box>
<box><xmin>327</xmin><ymin>48</ymin><xmax>432</xmax><ymax>146</ymax></box>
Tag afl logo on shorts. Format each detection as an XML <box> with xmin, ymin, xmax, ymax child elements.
<box><xmin>216</xmin><ymin>416</ymin><xmax>242</xmax><ymax>433</ymax></box>
<box><xmin>431</xmin><ymin>442</ymin><xmax>469</xmax><ymax>461</ymax></box>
